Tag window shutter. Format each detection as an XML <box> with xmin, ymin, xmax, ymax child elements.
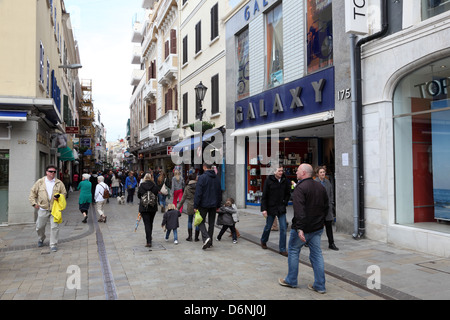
<box><xmin>170</xmin><ymin>29</ymin><xmax>177</xmax><ymax>54</ymax></box>
<box><xmin>195</xmin><ymin>21</ymin><xmax>201</xmax><ymax>53</ymax></box>
<box><xmin>211</xmin><ymin>74</ymin><xmax>219</xmax><ymax>115</ymax></box>
<box><xmin>165</xmin><ymin>40</ymin><xmax>169</xmax><ymax>59</ymax></box>
<box><xmin>183</xmin><ymin>36</ymin><xmax>188</xmax><ymax>64</ymax></box>
<box><xmin>183</xmin><ymin>93</ymin><xmax>188</xmax><ymax>125</ymax></box>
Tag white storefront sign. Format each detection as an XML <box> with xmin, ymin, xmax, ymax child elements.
<box><xmin>345</xmin><ymin>0</ymin><xmax>369</xmax><ymax>35</ymax></box>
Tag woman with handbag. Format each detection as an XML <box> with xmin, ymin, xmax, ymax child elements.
<box><xmin>157</xmin><ymin>172</ymin><xmax>170</xmax><ymax>213</ymax></box>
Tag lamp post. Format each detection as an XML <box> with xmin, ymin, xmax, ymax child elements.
<box><xmin>195</xmin><ymin>81</ymin><xmax>208</xmax><ymax>121</ymax></box>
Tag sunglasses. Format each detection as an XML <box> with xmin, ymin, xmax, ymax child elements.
<box><xmin>47</xmin><ymin>170</ymin><xmax>57</xmax><ymax>173</ymax></box>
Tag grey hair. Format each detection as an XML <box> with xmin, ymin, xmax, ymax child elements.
<box><xmin>82</xmin><ymin>173</ymin><xmax>90</xmax><ymax>180</ymax></box>
<box><xmin>97</xmin><ymin>176</ymin><xmax>105</xmax><ymax>182</ymax></box>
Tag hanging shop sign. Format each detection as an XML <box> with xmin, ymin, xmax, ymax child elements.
<box><xmin>345</xmin><ymin>0</ymin><xmax>369</xmax><ymax>35</ymax></box>
<box><xmin>235</xmin><ymin>67</ymin><xmax>334</xmax><ymax>129</ymax></box>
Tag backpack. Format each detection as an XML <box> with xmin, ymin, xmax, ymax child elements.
<box><xmin>101</xmin><ymin>184</ymin><xmax>110</xmax><ymax>199</ymax></box>
<box><xmin>141</xmin><ymin>190</ymin><xmax>156</xmax><ymax>208</ymax></box>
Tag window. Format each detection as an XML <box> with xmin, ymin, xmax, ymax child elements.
<box><xmin>422</xmin><ymin>0</ymin><xmax>450</xmax><ymax>20</ymax></box>
<box><xmin>195</xmin><ymin>21</ymin><xmax>202</xmax><ymax>54</ymax></box>
<box><xmin>265</xmin><ymin>4</ymin><xmax>283</xmax><ymax>88</ymax></box>
<box><xmin>148</xmin><ymin>103</ymin><xmax>156</xmax><ymax>123</ymax></box>
<box><xmin>46</xmin><ymin>59</ymin><xmax>50</xmax><ymax>95</ymax></box>
<box><xmin>236</xmin><ymin>28</ymin><xmax>249</xmax><ymax>100</ymax></box>
<box><xmin>39</xmin><ymin>42</ymin><xmax>45</xmax><ymax>85</ymax></box>
<box><xmin>393</xmin><ymin>57</ymin><xmax>450</xmax><ymax>230</ymax></box>
<box><xmin>211</xmin><ymin>74</ymin><xmax>219</xmax><ymax>115</ymax></box>
<box><xmin>210</xmin><ymin>3</ymin><xmax>219</xmax><ymax>41</ymax></box>
<box><xmin>183</xmin><ymin>93</ymin><xmax>188</xmax><ymax>125</ymax></box>
<box><xmin>183</xmin><ymin>36</ymin><xmax>188</xmax><ymax>64</ymax></box>
<box><xmin>170</xmin><ymin>29</ymin><xmax>177</xmax><ymax>54</ymax></box>
<box><xmin>306</xmin><ymin>0</ymin><xmax>333</xmax><ymax>73</ymax></box>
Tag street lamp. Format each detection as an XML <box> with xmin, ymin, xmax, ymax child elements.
<box><xmin>195</xmin><ymin>81</ymin><xmax>208</xmax><ymax>121</ymax></box>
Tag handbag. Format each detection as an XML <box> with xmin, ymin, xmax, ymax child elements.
<box><xmin>193</xmin><ymin>210</ymin><xmax>203</xmax><ymax>226</ymax></box>
<box><xmin>160</xmin><ymin>178</ymin><xmax>168</xmax><ymax>195</ymax></box>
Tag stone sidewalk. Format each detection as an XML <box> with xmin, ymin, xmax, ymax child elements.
<box><xmin>1</xmin><ymin>191</ymin><xmax>449</xmax><ymax>300</ymax></box>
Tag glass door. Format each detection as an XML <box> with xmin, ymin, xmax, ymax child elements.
<box><xmin>0</xmin><ymin>151</ymin><xmax>9</xmax><ymax>224</ymax></box>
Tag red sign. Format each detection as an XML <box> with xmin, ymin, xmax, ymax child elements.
<box><xmin>167</xmin><ymin>146</ymin><xmax>173</xmax><ymax>155</ymax></box>
<box><xmin>66</xmin><ymin>126</ymin><xmax>79</xmax><ymax>134</ymax></box>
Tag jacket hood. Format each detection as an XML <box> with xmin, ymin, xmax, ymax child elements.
<box><xmin>204</xmin><ymin>170</ymin><xmax>217</xmax><ymax>178</ymax></box>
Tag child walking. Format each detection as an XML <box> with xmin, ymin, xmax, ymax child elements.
<box><xmin>162</xmin><ymin>204</ymin><xmax>181</xmax><ymax>244</ymax></box>
<box><xmin>216</xmin><ymin>198</ymin><xmax>239</xmax><ymax>244</ymax></box>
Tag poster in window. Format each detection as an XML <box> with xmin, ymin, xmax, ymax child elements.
<box><xmin>236</xmin><ymin>29</ymin><xmax>249</xmax><ymax>100</ymax></box>
<box><xmin>307</xmin><ymin>0</ymin><xmax>333</xmax><ymax>73</ymax></box>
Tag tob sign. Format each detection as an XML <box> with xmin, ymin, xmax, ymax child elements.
<box><xmin>345</xmin><ymin>0</ymin><xmax>369</xmax><ymax>35</ymax></box>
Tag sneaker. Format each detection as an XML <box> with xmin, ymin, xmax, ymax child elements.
<box><xmin>233</xmin><ymin>240</ymin><xmax>237</xmax><ymax>244</ymax></box>
<box><xmin>165</xmin><ymin>238</ymin><xmax>169</xmax><ymax>242</ymax></box>
<box><xmin>202</xmin><ymin>238</ymin><xmax>211</xmax><ymax>250</ymax></box>
<box><xmin>215</xmin><ymin>237</ymin><xmax>221</xmax><ymax>241</ymax></box>
<box><xmin>38</xmin><ymin>240</ymin><xmax>44</xmax><ymax>248</ymax></box>
<box><xmin>307</xmin><ymin>283</ymin><xmax>326</xmax><ymax>294</ymax></box>
<box><xmin>174</xmin><ymin>240</ymin><xmax>178</xmax><ymax>244</ymax></box>
<box><xmin>51</xmin><ymin>246</ymin><xmax>57</xmax><ymax>252</ymax></box>
<box><xmin>278</xmin><ymin>278</ymin><xmax>295</xmax><ymax>288</ymax></box>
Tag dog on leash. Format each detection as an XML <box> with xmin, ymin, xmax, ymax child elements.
<box><xmin>117</xmin><ymin>195</ymin><xmax>125</xmax><ymax>204</ymax></box>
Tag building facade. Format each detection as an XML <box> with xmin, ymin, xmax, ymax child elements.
<box><xmin>0</xmin><ymin>0</ymin><xmax>81</xmax><ymax>224</ymax></box>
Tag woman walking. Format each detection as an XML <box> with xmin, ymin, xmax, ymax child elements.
<box><xmin>95</xmin><ymin>175</ymin><xmax>110</xmax><ymax>223</ymax></box>
<box><xmin>177</xmin><ymin>173</ymin><xmax>198</xmax><ymax>241</ymax></box>
<box><xmin>171</xmin><ymin>169</ymin><xmax>185</xmax><ymax>212</ymax></box>
<box><xmin>77</xmin><ymin>173</ymin><xmax>92</xmax><ymax>223</ymax></box>
<box><xmin>157</xmin><ymin>172</ymin><xmax>170</xmax><ymax>213</ymax></box>
<box><xmin>137</xmin><ymin>173</ymin><xmax>160</xmax><ymax>247</ymax></box>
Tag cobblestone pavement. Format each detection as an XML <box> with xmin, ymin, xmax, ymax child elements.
<box><xmin>1</xmin><ymin>191</ymin><xmax>450</xmax><ymax>303</ymax></box>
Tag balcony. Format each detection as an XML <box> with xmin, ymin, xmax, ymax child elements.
<box><xmin>158</xmin><ymin>54</ymin><xmax>178</xmax><ymax>86</ymax></box>
<box><xmin>131</xmin><ymin>45</ymin><xmax>142</xmax><ymax>64</ymax></box>
<box><xmin>131</xmin><ymin>69</ymin><xmax>145</xmax><ymax>86</ymax></box>
<box><xmin>153</xmin><ymin>109</ymin><xmax>178</xmax><ymax>138</ymax></box>
<box><xmin>142</xmin><ymin>0</ymin><xmax>157</xmax><ymax>9</ymax></box>
<box><xmin>131</xmin><ymin>21</ymin><xmax>144</xmax><ymax>43</ymax></box>
<box><xmin>143</xmin><ymin>78</ymin><xmax>157</xmax><ymax>101</ymax></box>
<box><xmin>140</xmin><ymin>123</ymin><xmax>155</xmax><ymax>141</ymax></box>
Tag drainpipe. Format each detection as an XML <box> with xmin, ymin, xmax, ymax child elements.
<box><xmin>352</xmin><ymin>0</ymin><xmax>389</xmax><ymax>239</ymax></box>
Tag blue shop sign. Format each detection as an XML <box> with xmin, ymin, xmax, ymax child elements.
<box><xmin>235</xmin><ymin>67</ymin><xmax>334</xmax><ymax>129</ymax></box>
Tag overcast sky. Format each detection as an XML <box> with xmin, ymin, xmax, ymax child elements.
<box><xmin>64</xmin><ymin>0</ymin><xmax>144</xmax><ymax>142</ymax></box>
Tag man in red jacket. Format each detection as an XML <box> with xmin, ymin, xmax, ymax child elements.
<box><xmin>279</xmin><ymin>163</ymin><xmax>329</xmax><ymax>294</ymax></box>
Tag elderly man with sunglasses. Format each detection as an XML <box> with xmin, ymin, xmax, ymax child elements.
<box><xmin>29</xmin><ymin>164</ymin><xmax>67</xmax><ymax>252</ymax></box>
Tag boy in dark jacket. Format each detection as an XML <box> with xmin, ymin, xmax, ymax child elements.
<box><xmin>162</xmin><ymin>204</ymin><xmax>181</xmax><ymax>244</ymax></box>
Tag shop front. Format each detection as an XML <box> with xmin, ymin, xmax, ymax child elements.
<box><xmin>232</xmin><ymin>67</ymin><xmax>335</xmax><ymax>207</ymax></box>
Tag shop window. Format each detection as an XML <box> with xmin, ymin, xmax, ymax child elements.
<box><xmin>265</xmin><ymin>3</ymin><xmax>283</xmax><ymax>88</ymax></box>
<box><xmin>306</xmin><ymin>0</ymin><xmax>333</xmax><ymax>73</ymax></box>
<box><xmin>236</xmin><ymin>28</ymin><xmax>249</xmax><ymax>100</ymax></box>
<box><xmin>422</xmin><ymin>0</ymin><xmax>450</xmax><ymax>20</ymax></box>
<box><xmin>393</xmin><ymin>57</ymin><xmax>450</xmax><ymax>229</ymax></box>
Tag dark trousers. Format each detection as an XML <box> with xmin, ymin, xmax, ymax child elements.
<box><xmin>142</xmin><ymin>211</ymin><xmax>157</xmax><ymax>245</ymax></box>
<box><xmin>324</xmin><ymin>220</ymin><xmax>335</xmax><ymax>245</ymax></box>
<box><xmin>127</xmin><ymin>188</ymin><xmax>135</xmax><ymax>203</ymax></box>
<box><xmin>217</xmin><ymin>224</ymin><xmax>237</xmax><ymax>241</ymax></box>
<box><xmin>198</xmin><ymin>207</ymin><xmax>217</xmax><ymax>243</ymax></box>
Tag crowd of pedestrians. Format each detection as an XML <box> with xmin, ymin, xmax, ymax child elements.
<box><xmin>29</xmin><ymin>162</ymin><xmax>338</xmax><ymax>295</ymax></box>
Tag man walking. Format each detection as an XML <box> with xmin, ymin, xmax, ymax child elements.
<box><xmin>279</xmin><ymin>163</ymin><xmax>329</xmax><ymax>293</ymax></box>
<box><xmin>29</xmin><ymin>164</ymin><xmax>67</xmax><ymax>252</ymax></box>
<box><xmin>194</xmin><ymin>163</ymin><xmax>222</xmax><ymax>250</ymax></box>
<box><xmin>260</xmin><ymin>165</ymin><xmax>291</xmax><ymax>256</ymax></box>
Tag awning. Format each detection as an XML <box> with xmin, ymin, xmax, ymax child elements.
<box><xmin>173</xmin><ymin>130</ymin><xmax>222</xmax><ymax>152</ymax></box>
<box><xmin>0</xmin><ymin>111</ymin><xmax>27</xmax><ymax>122</ymax></box>
<box><xmin>231</xmin><ymin>111</ymin><xmax>334</xmax><ymax>137</ymax></box>
<box><xmin>58</xmin><ymin>147</ymin><xmax>75</xmax><ymax>161</ymax></box>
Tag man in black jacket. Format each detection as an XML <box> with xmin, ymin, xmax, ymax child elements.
<box><xmin>194</xmin><ymin>163</ymin><xmax>222</xmax><ymax>250</ymax></box>
<box><xmin>260</xmin><ymin>165</ymin><xmax>291</xmax><ymax>256</ymax></box>
<box><xmin>279</xmin><ymin>163</ymin><xmax>329</xmax><ymax>294</ymax></box>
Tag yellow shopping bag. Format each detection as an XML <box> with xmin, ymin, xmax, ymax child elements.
<box><xmin>193</xmin><ymin>210</ymin><xmax>203</xmax><ymax>227</ymax></box>
<box><xmin>51</xmin><ymin>194</ymin><xmax>66</xmax><ymax>224</ymax></box>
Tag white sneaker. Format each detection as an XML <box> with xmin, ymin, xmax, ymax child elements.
<box><xmin>174</xmin><ymin>240</ymin><xmax>178</xmax><ymax>244</ymax></box>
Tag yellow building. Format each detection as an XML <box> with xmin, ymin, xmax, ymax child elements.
<box><xmin>0</xmin><ymin>0</ymin><xmax>81</xmax><ymax>224</ymax></box>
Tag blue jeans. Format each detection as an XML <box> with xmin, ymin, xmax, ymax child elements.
<box><xmin>165</xmin><ymin>228</ymin><xmax>178</xmax><ymax>241</ymax></box>
<box><xmin>260</xmin><ymin>214</ymin><xmax>287</xmax><ymax>252</ymax></box>
<box><xmin>187</xmin><ymin>215</ymin><xmax>199</xmax><ymax>231</ymax></box>
<box><xmin>158</xmin><ymin>193</ymin><xmax>166</xmax><ymax>208</ymax></box>
<box><xmin>284</xmin><ymin>228</ymin><xmax>326</xmax><ymax>292</ymax></box>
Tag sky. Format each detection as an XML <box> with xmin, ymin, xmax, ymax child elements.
<box><xmin>64</xmin><ymin>0</ymin><xmax>144</xmax><ymax>142</ymax></box>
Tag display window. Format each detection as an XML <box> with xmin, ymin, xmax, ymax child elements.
<box><xmin>245</xmin><ymin>136</ymin><xmax>319</xmax><ymax>205</ymax></box>
<box><xmin>393</xmin><ymin>57</ymin><xmax>450</xmax><ymax>231</ymax></box>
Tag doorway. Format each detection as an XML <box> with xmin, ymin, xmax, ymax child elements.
<box><xmin>0</xmin><ymin>150</ymin><xmax>9</xmax><ymax>224</ymax></box>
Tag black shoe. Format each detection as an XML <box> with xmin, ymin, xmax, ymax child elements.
<box><xmin>82</xmin><ymin>216</ymin><xmax>88</xmax><ymax>223</ymax></box>
<box><xmin>329</xmin><ymin>243</ymin><xmax>339</xmax><ymax>251</ymax></box>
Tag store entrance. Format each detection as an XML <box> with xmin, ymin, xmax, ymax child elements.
<box><xmin>0</xmin><ymin>150</ymin><xmax>9</xmax><ymax>224</ymax></box>
<box><xmin>245</xmin><ymin>124</ymin><xmax>334</xmax><ymax>205</ymax></box>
